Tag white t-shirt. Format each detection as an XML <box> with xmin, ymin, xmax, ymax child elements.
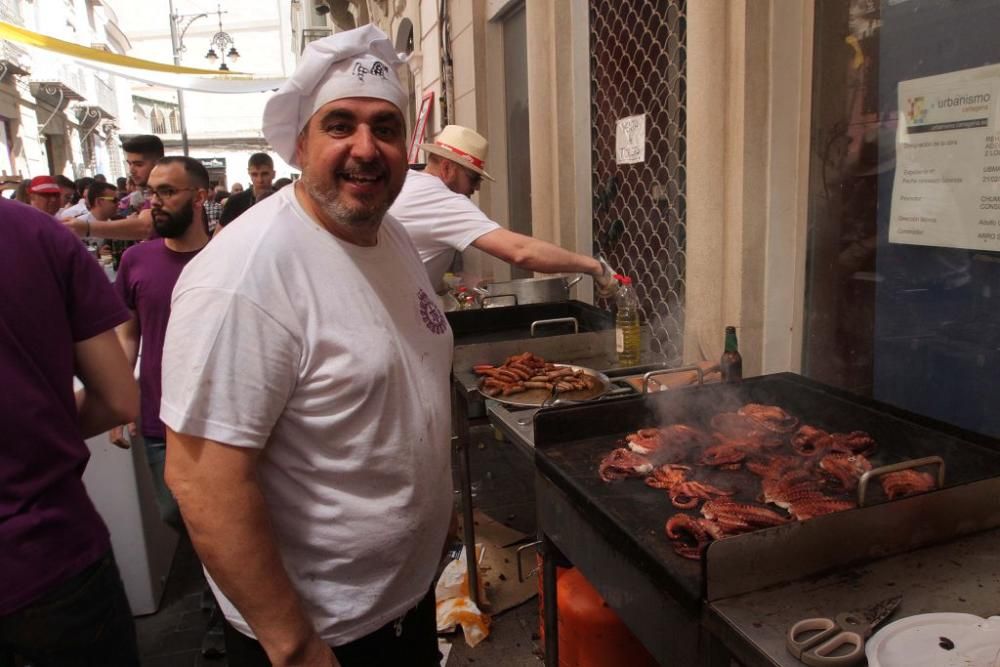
<box><xmin>58</xmin><ymin>200</ymin><xmax>88</xmax><ymax>219</ymax></box>
<box><xmin>160</xmin><ymin>185</ymin><xmax>454</xmax><ymax>645</ymax></box>
<box><xmin>388</xmin><ymin>169</ymin><xmax>499</xmax><ymax>292</ymax></box>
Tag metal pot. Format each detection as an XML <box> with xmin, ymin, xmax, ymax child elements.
<box><xmin>473</xmin><ymin>275</ymin><xmax>583</xmax><ymax>307</ymax></box>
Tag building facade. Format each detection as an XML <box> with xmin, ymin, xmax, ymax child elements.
<box><xmin>107</xmin><ymin>0</ymin><xmax>296</xmax><ymax>189</ymax></box>
<box><xmin>0</xmin><ymin>0</ymin><xmax>130</xmax><ymax>185</ymax></box>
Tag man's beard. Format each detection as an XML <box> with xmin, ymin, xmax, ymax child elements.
<box><xmin>153</xmin><ymin>199</ymin><xmax>195</xmax><ymax>238</ymax></box>
<box><xmin>301</xmin><ymin>162</ymin><xmax>398</xmax><ymax>230</ymax></box>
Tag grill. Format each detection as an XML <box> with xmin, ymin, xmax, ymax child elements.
<box><xmin>531</xmin><ymin>373</ymin><xmax>1000</xmax><ymax>664</ymax></box>
<box><xmin>448</xmin><ymin>301</ymin><xmax>665</xmax><ymax>607</ymax></box>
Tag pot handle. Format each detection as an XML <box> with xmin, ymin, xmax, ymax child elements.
<box><xmin>856</xmin><ymin>455</ymin><xmax>945</xmax><ymax>507</ymax></box>
<box><xmin>565</xmin><ymin>274</ymin><xmax>584</xmax><ymax>288</ymax></box>
<box><xmin>481</xmin><ymin>294</ymin><xmax>518</xmax><ymax>307</ymax></box>
<box><xmin>530</xmin><ymin>317</ymin><xmax>579</xmax><ymax>337</ymax></box>
<box><xmin>641</xmin><ymin>364</ymin><xmax>705</xmax><ymax>393</ymax></box>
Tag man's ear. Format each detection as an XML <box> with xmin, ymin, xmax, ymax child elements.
<box><xmin>295</xmin><ymin>129</ymin><xmax>308</xmax><ymax>167</ymax></box>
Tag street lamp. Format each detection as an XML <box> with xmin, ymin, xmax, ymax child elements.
<box><xmin>167</xmin><ymin>2</ymin><xmax>240</xmax><ymax>155</ymax></box>
<box><xmin>204</xmin><ymin>5</ymin><xmax>240</xmax><ymax>72</ymax></box>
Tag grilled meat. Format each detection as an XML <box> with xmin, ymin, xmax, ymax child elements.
<box><xmin>830</xmin><ymin>430</ymin><xmax>877</xmax><ymax>456</ymax></box>
<box><xmin>738</xmin><ymin>403</ymin><xmax>800</xmax><ymax>433</ymax></box>
<box><xmin>791</xmin><ymin>425</ymin><xmax>834</xmax><ymax>456</ymax></box>
<box><xmin>645</xmin><ymin>464</ymin><xmax>732</xmax><ymax>508</ymax></box>
<box><xmin>700</xmin><ymin>498</ymin><xmax>790</xmax><ymax>534</ymax></box>
<box><xmin>819</xmin><ymin>452</ymin><xmax>872</xmax><ymax>492</ymax></box>
<box><xmin>644</xmin><ymin>464</ymin><xmax>690</xmax><ymax>489</ymax></box>
<box><xmin>710</xmin><ymin>412</ymin><xmax>768</xmax><ymax>440</ymax></box>
<box><xmin>881</xmin><ymin>469</ymin><xmax>936</xmax><ymax>500</ymax></box>
<box><xmin>598</xmin><ymin>448</ymin><xmax>653</xmax><ymax>482</ymax></box>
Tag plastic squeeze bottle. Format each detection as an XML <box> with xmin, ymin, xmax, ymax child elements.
<box><xmin>614</xmin><ymin>275</ymin><xmax>641</xmax><ymax>366</ymax></box>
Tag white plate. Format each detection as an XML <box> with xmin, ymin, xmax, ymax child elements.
<box><xmin>866</xmin><ymin>612</ymin><xmax>1000</xmax><ymax>667</ymax></box>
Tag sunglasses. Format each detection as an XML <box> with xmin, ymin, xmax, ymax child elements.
<box><xmin>95</xmin><ymin>196</ymin><xmax>118</xmax><ymax>202</ymax></box>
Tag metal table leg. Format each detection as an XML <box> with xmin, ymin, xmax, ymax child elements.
<box><xmin>542</xmin><ymin>533</ymin><xmax>560</xmax><ymax>667</ymax></box>
<box><xmin>451</xmin><ymin>380</ymin><xmax>480</xmax><ymax>608</ymax></box>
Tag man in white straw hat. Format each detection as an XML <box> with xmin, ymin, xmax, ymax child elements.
<box><xmin>160</xmin><ymin>24</ymin><xmax>451</xmax><ymax>667</ymax></box>
<box><xmin>389</xmin><ymin>124</ymin><xmax>619</xmax><ymax>297</ymax></box>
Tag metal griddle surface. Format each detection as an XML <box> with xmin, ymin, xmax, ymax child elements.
<box><xmin>533</xmin><ymin>373</ymin><xmax>1000</xmax><ymax>608</ymax></box>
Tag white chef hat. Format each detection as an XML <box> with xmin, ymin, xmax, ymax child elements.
<box><xmin>262</xmin><ymin>24</ymin><xmax>407</xmax><ymax>168</ymax></box>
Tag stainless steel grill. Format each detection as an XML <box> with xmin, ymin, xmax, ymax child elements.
<box><xmin>590</xmin><ymin>0</ymin><xmax>687</xmax><ymax>364</ymax></box>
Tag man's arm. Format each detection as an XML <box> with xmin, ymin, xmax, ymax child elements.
<box><xmin>471</xmin><ymin>228</ymin><xmax>605</xmax><ymax>277</ymax></box>
<box><xmin>74</xmin><ymin>329</ymin><xmax>140</xmax><ymax>438</ymax></box>
<box><xmin>64</xmin><ymin>209</ymin><xmax>153</xmax><ymax>241</ymax></box>
<box><xmin>114</xmin><ymin>312</ymin><xmax>140</xmax><ymax>369</ymax></box>
<box><xmin>165</xmin><ymin>430</ymin><xmax>337</xmax><ymax>667</ymax></box>
<box><xmin>109</xmin><ymin>312</ymin><xmax>141</xmax><ymax>448</ymax></box>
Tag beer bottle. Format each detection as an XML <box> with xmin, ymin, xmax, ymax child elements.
<box><xmin>720</xmin><ymin>326</ymin><xmax>742</xmax><ymax>382</ymax></box>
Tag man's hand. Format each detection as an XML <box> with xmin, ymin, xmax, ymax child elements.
<box><xmin>109</xmin><ymin>422</ymin><xmax>137</xmax><ymax>449</ymax></box>
<box><xmin>62</xmin><ymin>217</ymin><xmax>85</xmax><ymax>237</ymax></box>
<box><xmin>594</xmin><ymin>257</ymin><xmax>619</xmax><ymax>298</ymax></box>
<box><xmin>274</xmin><ymin>634</ymin><xmax>340</xmax><ymax>667</ymax></box>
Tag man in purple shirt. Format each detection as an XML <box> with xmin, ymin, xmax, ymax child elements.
<box><xmin>112</xmin><ymin>156</ymin><xmax>211</xmax><ymax>530</ymax></box>
<box><xmin>0</xmin><ymin>199</ymin><xmax>140</xmax><ymax>665</ymax></box>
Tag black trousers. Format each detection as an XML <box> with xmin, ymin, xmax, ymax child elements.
<box><xmin>0</xmin><ymin>552</ymin><xmax>139</xmax><ymax>667</ymax></box>
<box><xmin>223</xmin><ymin>587</ymin><xmax>441</xmax><ymax>667</ymax></box>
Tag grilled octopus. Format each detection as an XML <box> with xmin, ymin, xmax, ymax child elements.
<box><xmin>819</xmin><ymin>452</ymin><xmax>872</xmax><ymax>492</ymax></box>
<box><xmin>738</xmin><ymin>404</ymin><xmax>800</xmax><ymax>433</ymax></box>
<box><xmin>881</xmin><ymin>469</ymin><xmax>936</xmax><ymax>500</ymax></box>
<box><xmin>645</xmin><ymin>464</ymin><xmax>732</xmax><ymax>509</ymax></box>
<box><xmin>598</xmin><ymin>448</ymin><xmax>653</xmax><ymax>482</ymax></box>
<box><xmin>665</xmin><ymin>514</ymin><xmax>724</xmax><ymax>560</ymax></box>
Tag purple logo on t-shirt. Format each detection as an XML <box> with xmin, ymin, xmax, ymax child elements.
<box><xmin>417</xmin><ymin>288</ymin><xmax>447</xmax><ymax>335</ymax></box>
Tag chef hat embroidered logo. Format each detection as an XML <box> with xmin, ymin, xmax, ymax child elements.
<box><xmin>352</xmin><ymin>60</ymin><xmax>389</xmax><ymax>81</ymax></box>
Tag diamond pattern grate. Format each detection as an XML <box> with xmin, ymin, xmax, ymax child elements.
<box><xmin>590</xmin><ymin>0</ymin><xmax>687</xmax><ymax>364</ymax></box>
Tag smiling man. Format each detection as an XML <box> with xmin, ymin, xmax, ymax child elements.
<box><xmin>111</xmin><ymin>157</ymin><xmax>210</xmax><ymax>533</ymax></box>
<box><xmin>160</xmin><ymin>25</ymin><xmax>452</xmax><ymax>667</ymax></box>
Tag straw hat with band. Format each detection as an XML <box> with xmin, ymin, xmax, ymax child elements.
<box><xmin>421</xmin><ymin>125</ymin><xmax>495</xmax><ymax>182</ymax></box>
<box><xmin>262</xmin><ymin>24</ymin><xmax>408</xmax><ymax>169</ymax></box>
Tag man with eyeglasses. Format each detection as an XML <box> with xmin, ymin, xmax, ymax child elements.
<box><xmin>111</xmin><ymin>156</ymin><xmax>210</xmax><ymax>531</ymax></box>
<box><xmin>388</xmin><ymin>124</ymin><xmax>619</xmax><ymax>297</ymax></box>
<box><xmin>67</xmin><ymin>182</ymin><xmax>120</xmax><ymax>248</ymax></box>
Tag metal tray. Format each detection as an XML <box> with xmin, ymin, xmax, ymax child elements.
<box><xmin>477</xmin><ymin>363</ymin><xmax>612</xmax><ymax>408</ymax></box>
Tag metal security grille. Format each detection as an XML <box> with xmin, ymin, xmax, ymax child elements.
<box><xmin>590</xmin><ymin>0</ymin><xmax>687</xmax><ymax>364</ymax></box>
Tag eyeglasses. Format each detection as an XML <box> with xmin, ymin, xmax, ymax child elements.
<box><xmin>466</xmin><ymin>170</ymin><xmax>482</xmax><ymax>187</ymax></box>
<box><xmin>150</xmin><ymin>186</ymin><xmax>197</xmax><ymax>200</ymax></box>
<box><xmin>95</xmin><ymin>196</ymin><xmax>118</xmax><ymax>202</ymax></box>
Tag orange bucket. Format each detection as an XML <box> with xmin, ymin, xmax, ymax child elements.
<box><xmin>537</xmin><ymin>556</ymin><xmax>658</xmax><ymax>667</ymax></box>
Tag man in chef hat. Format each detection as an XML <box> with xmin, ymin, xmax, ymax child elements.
<box><xmin>161</xmin><ymin>24</ymin><xmax>452</xmax><ymax>667</ymax></box>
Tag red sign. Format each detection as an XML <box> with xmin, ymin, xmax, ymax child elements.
<box><xmin>408</xmin><ymin>91</ymin><xmax>435</xmax><ymax>164</ymax></box>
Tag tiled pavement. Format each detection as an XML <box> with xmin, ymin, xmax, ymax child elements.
<box><xmin>136</xmin><ymin>421</ymin><xmax>542</xmax><ymax>666</ymax></box>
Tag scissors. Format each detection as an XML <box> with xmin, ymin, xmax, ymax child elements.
<box><xmin>786</xmin><ymin>596</ymin><xmax>901</xmax><ymax>666</ymax></box>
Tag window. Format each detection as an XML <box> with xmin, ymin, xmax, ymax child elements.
<box><xmin>150</xmin><ymin>108</ymin><xmax>166</xmax><ymax>134</ymax></box>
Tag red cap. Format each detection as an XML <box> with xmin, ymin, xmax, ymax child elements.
<box><xmin>614</xmin><ymin>274</ymin><xmax>632</xmax><ymax>285</ymax></box>
<box><xmin>29</xmin><ymin>175</ymin><xmax>61</xmax><ymax>195</ymax></box>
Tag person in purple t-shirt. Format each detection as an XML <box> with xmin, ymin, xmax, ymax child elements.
<box><xmin>0</xmin><ymin>199</ymin><xmax>140</xmax><ymax>665</ymax></box>
<box><xmin>112</xmin><ymin>156</ymin><xmax>211</xmax><ymax>530</ymax></box>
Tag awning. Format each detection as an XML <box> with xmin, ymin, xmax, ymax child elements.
<box><xmin>0</xmin><ymin>20</ymin><xmax>286</xmax><ymax>93</ymax></box>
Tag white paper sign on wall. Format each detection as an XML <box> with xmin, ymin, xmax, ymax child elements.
<box><xmin>616</xmin><ymin>114</ymin><xmax>646</xmax><ymax>165</ymax></box>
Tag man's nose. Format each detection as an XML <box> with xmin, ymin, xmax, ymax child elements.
<box><xmin>350</xmin><ymin>126</ymin><xmax>379</xmax><ymax>160</ymax></box>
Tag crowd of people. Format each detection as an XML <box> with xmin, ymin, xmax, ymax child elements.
<box><xmin>2</xmin><ymin>24</ymin><xmax>617</xmax><ymax>667</ymax></box>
